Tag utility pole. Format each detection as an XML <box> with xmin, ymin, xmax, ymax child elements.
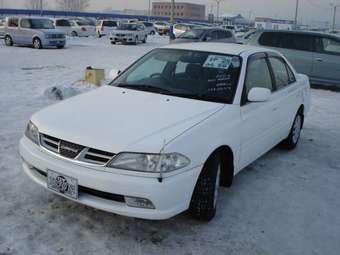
<box><xmin>294</xmin><ymin>0</ymin><xmax>300</xmax><ymax>29</ymax></box>
<box><xmin>170</xmin><ymin>0</ymin><xmax>175</xmax><ymax>24</ymax></box>
<box><xmin>148</xmin><ymin>0</ymin><xmax>151</xmax><ymax>20</ymax></box>
<box><xmin>40</xmin><ymin>0</ymin><xmax>43</xmax><ymax>15</ymax></box>
<box><xmin>214</xmin><ymin>0</ymin><xmax>224</xmax><ymax>23</ymax></box>
<box><xmin>332</xmin><ymin>3</ymin><xmax>340</xmax><ymax>31</ymax></box>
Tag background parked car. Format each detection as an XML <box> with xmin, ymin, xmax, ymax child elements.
<box><xmin>153</xmin><ymin>21</ymin><xmax>170</xmax><ymax>35</ymax></box>
<box><xmin>173</xmin><ymin>23</ymin><xmax>201</xmax><ymax>38</ymax></box>
<box><xmin>142</xmin><ymin>21</ymin><xmax>157</xmax><ymax>35</ymax></box>
<box><xmin>0</xmin><ymin>18</ymin><xmax>5</xmax><ymax>38</ymax></box>
<box><xmin>68</xmin><ymin>19</ymin><xmax>96</xmax><ymax>37</ymax></box>
<box><xmin>110</xmin><ymin>23</ymin><xmax>147</xmax><ymax>45</ymax></box>
<box><xmin>53</xmin><ymin>18</ymin><xmax>73</xmax><ymax>36</ymax></box>
<box><xmin>4</xmin><ymin>17</ymin><xmax>66</xmax><ymax>49</ymax></box>
<box><xmin>172</xmin><ymin>28</ymin><xmax>236</xmax><ymax>44</ymax></box>
<box><xmin>247</xmin><ymin>30</ymin><xmax>340</xmax><ymax>87</ymax></box>
<box><xmin>96</xmin><ymin>20</ymin><xmax>119</xmax><ymax>38</ymax></box>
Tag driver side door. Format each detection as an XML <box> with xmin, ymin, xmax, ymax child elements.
<box><xmin>239</xmin><ymin>53</ymin><xmax>280</xmax><ymax>168</ymax></box>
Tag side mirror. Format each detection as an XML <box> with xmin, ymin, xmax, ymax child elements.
<box><xmin>108</xmin><ymin>69</ymin><xmax>121</xmax><ymax>80</ymax></box>
<box><xmin>248</xmin><ymin>87</ymin><xmax>271</xmax><ymax>102</ymax></box>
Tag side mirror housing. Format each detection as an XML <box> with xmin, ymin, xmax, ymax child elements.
<box><xmin>108</xmin><ymin>69</ymin><xmax>121</xmax><ymax>80</ymax></box>
<box><xmin>248</xmin><ymin>87</ymin><xmax>271</xmax><ymax>102</ymax></box>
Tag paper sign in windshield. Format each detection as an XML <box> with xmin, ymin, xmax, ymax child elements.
<box><xmin>203</xmin><ymin>55</ymin><xmax>232</xmax><ymax>70</ymax></box>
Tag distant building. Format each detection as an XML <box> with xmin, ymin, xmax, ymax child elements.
<box><xmin>122</xmin><ymin>9</ymin><xmax>149</xmax><ymax>16</ymax></box>
<box><xmin>255</xmin><ymin>17</ymin><xmax>294</xmax><ymax>30</ymax></box>
<box><xmin>152</xmin><ymin>2</ymin><xmax>206</xmax><ymax>20</ymax></box>
<box><xmin>221</xmin><ymin>13</ymin><xmax>252</xmax><ymax>26</ymax></box>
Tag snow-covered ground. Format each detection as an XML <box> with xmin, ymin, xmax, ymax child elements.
<box><xmin>0</xmin><ymin>36</ymin><xmax>339</xmax><ymax>255</ymax></box>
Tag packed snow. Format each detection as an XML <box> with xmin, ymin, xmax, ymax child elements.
<box><xmin>0</xmin><ymin>36</ymin><xmax>339</xmax><ymax>255</ymax></box>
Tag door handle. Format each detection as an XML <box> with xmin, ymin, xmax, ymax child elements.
<box><xmin>315</xmin><ymin>58</ymin><xmax>323</xmax><ymax>62</ymax></box>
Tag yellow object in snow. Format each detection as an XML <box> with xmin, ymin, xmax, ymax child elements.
<box><xmin>85</xmin><ymin>67</ymin><xmax>105</xmax><ymax>86</ymax></box>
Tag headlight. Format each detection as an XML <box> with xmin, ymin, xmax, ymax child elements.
<box><xmin>25</xmin><ymin>121</ymin><xmax>39</xmax><ymax>145</ymax></box>
<box><xmin>108</xmin><ymin>152</ymin><xmax>190</xmax><ymax>173</ymax></box>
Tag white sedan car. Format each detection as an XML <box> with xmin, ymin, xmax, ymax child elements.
<box><xmin>19</xmin><ymin>43</ymin><xmax>311</xmax><ymax>221</ymax></box>
<box><xmin>110</xmin><ymin>23</ymin><xmax>147</xmax><ymax>45</ymax></box>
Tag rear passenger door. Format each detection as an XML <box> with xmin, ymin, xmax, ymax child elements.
<box><xmin>312</xmin><ymin>36</ymin><xmax>340</xmax><ymax>85</ymax></box>
<box><xmin>267</xmin><ymin>54</ymin><xmax>302</xmax><ymax>139</ymax></box>
<box><xmin>258</xmin><ymin>32</ymin><xmax>315</xmax><ymax>77</ymax></box>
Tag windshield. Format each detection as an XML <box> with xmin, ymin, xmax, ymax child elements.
<box><xmin>117</xmin><ymin>23</ymin><xmax>137</xmax><ymax>31</ymax></box>
<box><xmin>179</xmin><ymin>29</ymin><xmax>205</xmax><ymax>39</ymax></box>
<box><xmin>30</xmin><ymin>19</ymin><xmax>54</xmax><ymax>29</ymax></box>
<box><xmin>110</xmin><ymin>49</ymin><xmax>242</xmax><ymax>104</ymax></box>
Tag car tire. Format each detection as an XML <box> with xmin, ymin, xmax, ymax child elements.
<box><xmin>97</xmin><ymin>32</ymin><xmax>102</xmax><ymax>38</ymax></box>
<box><xmin>189</xmin><ymin>152</ymin><xmax>221</xmax><ymax>221</ymax></box>
<box><xmin>111</xmin><ymin>41</ymin><xmax>116</xmax><ymax>45</ymax></box>
<box><xmin>150</xmin><ymin>31</ymin><xmax>155</xmax><ymax>35</ymax></box>
<box><xmin>4</xmin><ymin>35</ymin><xmax>13</xmax><ymax>46</ymax></box>
<box><xmin>71</xmin><ymin>31</ymin><xmax>78</xmax><ymax>37</ymax></box>
<box><xmin>134</xmin><ymin>36</ymin><xmax>138</xmax><ymax>45</ymax></box>
<box><xmin>33</xmin><ymin>38</ymin><xmax>42</xmax><ymax>49</ymax></box>
<box><xmin>57</xmin><ymin>45</ymin><xmax>64</xmax><ymax>49</ymax></box>
<box><xmin>279</xmin><ymin>111</ymin><xmax>303</xmax><ymax>150</ymax></box>
<box><xmin>142</xmin><ymin>36</ymin><xmax>147</xmax><ymax>43</ymax></box>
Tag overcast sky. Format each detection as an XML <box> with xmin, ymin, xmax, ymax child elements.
<box><xmin>1</xmin><ymin>0</ymin><xmax>338</xmax><ymax>26</ymax></box>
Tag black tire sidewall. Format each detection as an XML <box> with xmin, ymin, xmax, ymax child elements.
<box><xmin>189</xmin><ymin>153</ymin><xmax>221</xmax><ymax>221</ymax></box>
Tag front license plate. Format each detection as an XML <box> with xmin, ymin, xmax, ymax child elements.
<box><xmin>47</xmin><ymin>170</ymin><xmax>78</xmax><ymax>199</ymax></box>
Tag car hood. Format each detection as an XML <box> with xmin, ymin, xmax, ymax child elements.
<box><xmin>32</xmin><ymin>86</ymin><xmax>224</xmax><ymax>153</ymax></box>
<box><xmin>113</xmin><ymin>29</ymin><xmax>137</xmax><ymax>33</ymax></box>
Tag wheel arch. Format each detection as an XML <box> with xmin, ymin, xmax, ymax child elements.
<box><xmin>205</xmin><ymin>145</ymin><xmax>235</xmax><ymax>188</ymax></box>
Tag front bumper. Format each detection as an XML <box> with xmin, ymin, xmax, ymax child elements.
<box><xmin>19</xmin><ymin>137</ymin><xmax>200</xmax><ymax>220</ymax></box>
<box><xmin>110</xmin><ymin>36</ymin><xmax>135</xmax><ymax>43</ymax></box>
<box><xmin>43</xmin><ymin>38</ymin><xmax>66</xmax><ymax>47</ymax></box>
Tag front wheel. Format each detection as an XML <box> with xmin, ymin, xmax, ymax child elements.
<box><xmin>279</xmin><ymin>112</ymin><xmax>303</xmax><ymax>150</ymax></box>
<box><xmin>4</xmin><ymin>35</ymin><xmax>13</xmax><ymax>46</ymax></box>
<box><xmin>189</xmin><ymin>153</ymin><xmax>221</xmax><ymax>221</ymax></box>
<box><xmin>33</xmin><ymin>38</ymin><xmax>42</xmax><ymax>49</ymax></box>
<box><xmin>71</xmin><ymin>31</ymin><xmax>78</xmax><ymax>37</ymax></box>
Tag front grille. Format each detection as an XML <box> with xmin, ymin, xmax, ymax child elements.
<box><xmin>40</xmin><ymin>133</ymin><xmax>115</xmax><ymax>165</ymax></box>
<box><xmin>50</xmin><ymin>34</ymin><xmax>65</xmax><ymax>39</ymax></box>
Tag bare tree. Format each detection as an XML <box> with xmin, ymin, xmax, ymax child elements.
<box><xmin>26</xmin><ymin>0</ymin><xmax>43</xmax><ymax>10</ymax></box>
<box><xmin>56</xmin><ymin>0</ymin><xmax>90</xmax><ymax>11</ymax></box>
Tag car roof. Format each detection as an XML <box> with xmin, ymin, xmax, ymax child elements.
<box><xmin>162</xmin><ymin>42</ymin><xmax>268</xmax><ymax>56</ymax></box>
<box><xmin>257</xmin><ymin>29</ymin><xmax>340</xmax><ymax>39</ymax></box>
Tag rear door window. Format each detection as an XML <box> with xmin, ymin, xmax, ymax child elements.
<box><xmin>217</xmin><ymin>30</ymin><xmax>232</xmax><ymax>39</ymax></box>
<box><xmin>259</xmin><ymin>32</ymin><xmax>315</xmax><ymax>52</ymax></box>
<box><xmin>20</xmin><ymin>19</ymin><xmax>31</xmax><ymax>29</ymax></box>
<box><xmin>320</xmin><ymin>37</ymin><xmax>340</xmax><ymax>56</ymax></box>
<box><xmin>268</xmin><ymin>57</ymin><xmax>291</xmax><ymax>90</ymax></box>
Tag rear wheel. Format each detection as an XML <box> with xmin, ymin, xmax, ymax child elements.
<box><xmin>189</xmin><ymin>152</ymin><xmax>221</xmax><ymax>221</ymax></box>
<box><xmin>280</xmin><ymin>111</ymin><xmax>303</xmax><ymax>150</ymax></box>
<box><xmin>134</xmin><ymin>36</ymin><xmax>138</xmax><ymax>45</ymax></box>
<box><xmin>57</xmin><ymin>45</ymin><xmax>64</xmax><ymax>49</ymax></box>
<box><xmin>71</xmin><ymin>31</ymin><xmax>78</xmax><ymax>37</ymax></box>
<box><xmin>4</xmin><ymin>35</ymin><xmax>13</xmax><ymax>46</ymax></box>
<box><xmin>142</xmin><ymin>36</ymin><xmax>147</xmax><ymax>43</ymax></box>
<box><xmin>33</xmin><ymin>38</ymin><xmax>42</xmax><ymax>49</ymax></box>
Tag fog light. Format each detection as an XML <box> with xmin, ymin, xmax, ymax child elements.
<box><xmin>125</xmin><ymin>196</ymin><xmax>155</xmax><ymax>209</ymax></box>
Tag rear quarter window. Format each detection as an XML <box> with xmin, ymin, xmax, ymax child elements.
<box><xmin>8</xmin><ymin>18</ymin><xmax>19</xmax><ymax>27</ymax></box>
<box><xmin>259</xmin><ymin>32</ymin><xmax>315</xmax><ymax>52</ymax></box>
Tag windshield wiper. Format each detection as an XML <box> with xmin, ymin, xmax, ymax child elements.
<box><xmin>116</xmin><ymin>84</ymin><xmax>172</xmax><ymax>94</ymax></box>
